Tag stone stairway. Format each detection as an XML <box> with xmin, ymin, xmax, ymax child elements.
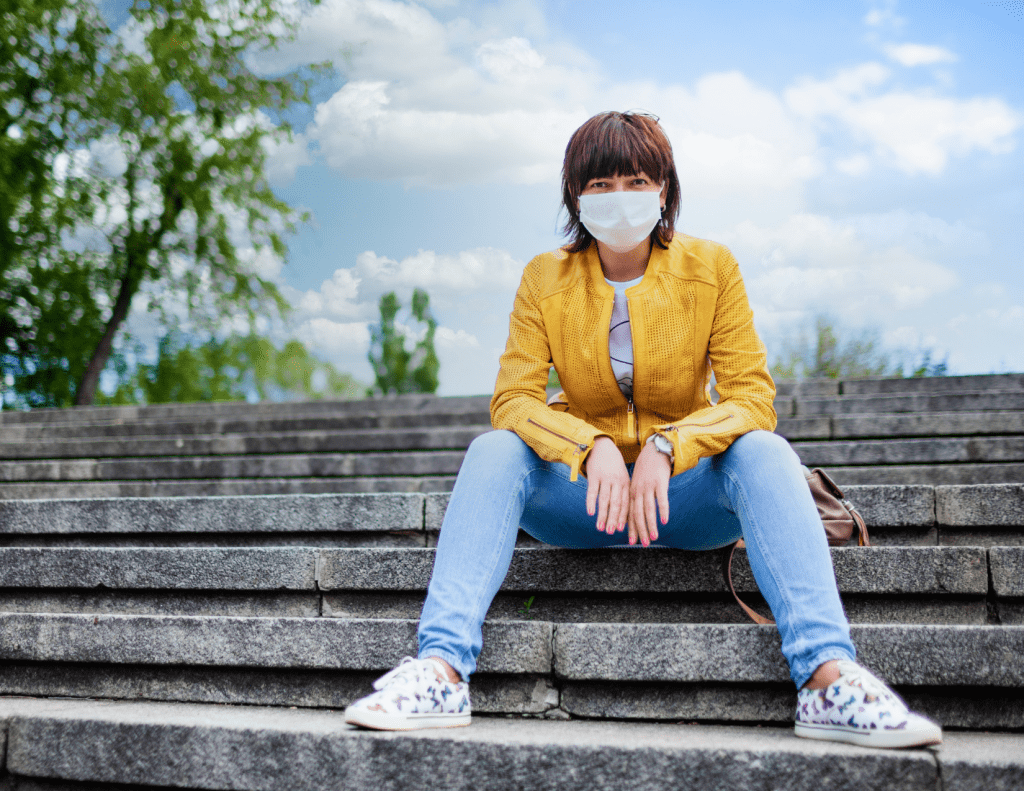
<box><xmin>0</xmin><ymin>373</ymin><xmax>1022</xmax><ymax>500</ymax></box>
<box><xmin>0</xmin><ymin>374</ymin><xmax>1023</xmax><ymax>789</ymax></box>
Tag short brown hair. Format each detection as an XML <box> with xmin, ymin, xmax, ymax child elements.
<box><xmin>561</xmin><ymin>111</ymin><xmax>681</xmax><ymax>254</ymax></box>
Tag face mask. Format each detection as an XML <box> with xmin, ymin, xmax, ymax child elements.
<box><xmin>579</xmin><ymin>190</ymin><xmax>663</xmax><ymax>253</ymax></box>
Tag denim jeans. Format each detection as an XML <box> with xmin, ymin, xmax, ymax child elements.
<box><xmin>417</xmin><ymin>428</ymin><xmax>856</xmax><ymax>689</ymax></box>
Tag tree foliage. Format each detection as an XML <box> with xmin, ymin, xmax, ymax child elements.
<box><xmin>102</xmin><ymin>332</ymin><xmax>361</xmax><ymax>405</ymax></box>
<box><xmin>1</xmin><ymin>0</ymin><xmax>327</xmax><ymax>408</ymax></box>
<box><xmin>367</xmin><ymin>289</ymin><xmax>440</xmax><ymax>395</ymax></box>
<box><xmin>1</xmin><ymin>0</ymin><xmax>114</xmax><ymax>408</ymax></box>
<box><xmin>770</xmin><ymin>314</ymin><xmax>948</xmax><ymax>380</ymax></box>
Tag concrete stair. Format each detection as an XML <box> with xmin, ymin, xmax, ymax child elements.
<box><xmin>1</xmin><ymin>374</ymin><xmax>1023</xmax><ymax>500</ymax></box>
<box><xmin>1</xmin><ymin>375</ymin><xmax>1023</xmax><ymax>788</ymax></box>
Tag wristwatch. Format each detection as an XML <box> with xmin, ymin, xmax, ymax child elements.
<box><xmin>646</xmin><ymin>432</ymin><xmax>674</xmax><ymax>463</ymax></box>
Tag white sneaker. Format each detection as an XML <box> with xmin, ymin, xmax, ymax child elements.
<box><xmin>344</xmin><ymin>657</ymin><xmax>472</xmax><ymax>731</ymax></box>
<box><xmin>794</xmin><ymin>660</ymin><xmax>942</xmax><ymax>749</ymax></box>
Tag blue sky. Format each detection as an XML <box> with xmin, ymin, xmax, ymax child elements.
<box><xmin>106</xmin><ymin>0</ymin><xmax>1024</xmax><ymax>394</ymax></box>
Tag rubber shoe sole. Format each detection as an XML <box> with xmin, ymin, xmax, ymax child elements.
<box><xmin>795</xmin><ymin>719</ymin><xmax>942</xmax><ymax>749</ymax></box>
<box><xmin>344</xmin><ymin>706</ymin><xmax>472</xmax><ymax>731</ymax></box>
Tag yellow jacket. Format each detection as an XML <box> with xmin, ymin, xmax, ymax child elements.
<box><xmin>490</xmin><ymin>234</ymin><xmax>777</xmax><ymax>480</ymax></box>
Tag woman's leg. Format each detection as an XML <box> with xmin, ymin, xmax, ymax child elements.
<box><xmin>710</xmin><ymin>430</ymin><xmax>856</xmax><ymax>688</ymax></box>
<box><xmin>418</xmin><ymin>430</ymin><xmax>622</xmax><ymax>680</ymax></box>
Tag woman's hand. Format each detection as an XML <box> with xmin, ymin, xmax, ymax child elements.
<box><xmin>628</xmin><ymin>442</ymin><xmax>671</xmax><ymax>547</ymax></box>
<box><xmin>584</xmin><ymin>436</ymin><xmax>630</xmax><ymax>534</ymax></box>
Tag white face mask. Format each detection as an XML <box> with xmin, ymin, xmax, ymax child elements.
<box><xmin>579</xmin><ymin>190</ymin><xmax>663</xmax><ymax>253</ymax></box>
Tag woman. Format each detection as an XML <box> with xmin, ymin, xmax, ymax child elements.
<box><xmin>344</xmin><ymin>111</ymin><xmax>941</xmax><ymax>750</ymax></box>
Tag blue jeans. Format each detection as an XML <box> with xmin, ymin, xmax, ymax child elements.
<box><xmin>417</xmin><ymin>429</ymin><xmax>856</xmax><ymax>689</ymax></box>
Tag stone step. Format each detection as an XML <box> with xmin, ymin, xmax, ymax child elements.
<box><xmin>0</xmin><ymin>476</ymin><xmax>459</xmax><ymax>499</ymax></box>
<box><xmin>794</xmin><ymin>391</ymin><xmax>1024</xmax><ymax>416</ymax></box>
<box><xmin>0</xmin><ymin>616</ymin><xmax>1021</xmax><ymax>728</ymax></box>
<box><xmin>791</xmin><ymin>436</ymin><xmax>1024</xmax><ymax>466</ymax></box>
<box><xmin>823</xmin><ymin>463</ymin><xmax>1024</xmax><ymax>486</ymax></box>
<box><xmin>0</xmin><ymin>450</ymin><xmax>468</xmax><ymax>482</ymax></box>
<box><xmin>774</xmin><ymin>372</ymin><xmax>1024</xmax><ymax>397</ymax></box>
<box><xmin>0</xmin><ymin>394</ymin><xmax>495</xmax><ymax>426</ymax></box>
<box><xmin>5</xmin><ymin>418</ymin><xmax>1023</xmax><ymax>461</ymax></box>
<box><xmin>0</xmin><ymin>409</ymin><xmax>495</xmax><ymax>442</ymax></box>
<box><xmin>5</xmin><ymin>698</ymin><xmax>1022</xmax><ymax>791</ymax></box>
<box><xmin>841</xmin><ymin>373</ymin><xmax>1024</xmax><ymax>395</ymax></box>
<box><xmin>0</xmin><ymin>454</ymin><xmax>1019</xmax><ymax>490</ymax></box>
<box><xmin>1</xmin><ymin>486</ymin><xmax>1021</xmax><ymax>547</ymax></box>
<box><xmin>0</xmin><ymin>546</ymin><xmax>1006</xmax><ymax>625</ymax></box>
<box><xmin>4</xmin><ymin>409</ymin><xmax>1021</xmax><ymax>447</ymax></box>
<box><xmin>0</xmin><ymin>427</ymin><xmax>489</xmax><ymax>460</ymax></box>
<box><xmin>777</xmin><ymin>412</ymin><xmax>1024</xmax><ymax>441</ymax></box>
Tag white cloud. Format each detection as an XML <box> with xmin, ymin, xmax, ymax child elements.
<box><xmin>436</xmin><ymin>327</ymin><xmax>480</xmax><ymax>347</ymax></box>
<box><xmin>263</xmin><ymin>131</ymin><xmax>312</xmax><ymax>185</ymax></box>
<box><xmin>884</xmin><ymin>43</ymin><xmax>958</xmax><ymax>67</ymax></box>
<box><xmin>355</xmin><ymin>247</ymin><xmax>524</xmax><ymax>294</ymax></box>
<box><xmin>864</xmin><ymin>5</ymin><xmax>905</xmax><ymax>28</ymax></box>
<box><xmin>722</xmin><ymin>213</ymin><xmax>959</xmax><ymax>331</ymax></box>
<box><xmin>295</xmin><ymin>317</ymin><xmax>371</xmax><ymax>355</ymax></box>
<box><xmin>786</xmin><ymin>64</ymin><xmax>1021</xmax><ymax>174</ymax></box>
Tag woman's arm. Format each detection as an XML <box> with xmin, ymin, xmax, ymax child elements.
<box><xmin>490</xmin><ymin>258</ymin><xmax>630</xmax><ymax>531</ymax></box>
<box><xmin>642</xmin><ymin>245</ymin><xmax>777</xmax><ymax>475</ymax></box>
<box><xmin>490</xmin><ymin>258</ymin><xmax>607</xmax><ymax>481</ymax></box>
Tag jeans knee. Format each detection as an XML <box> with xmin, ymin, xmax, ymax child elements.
<box><xmin>465</xmin><ymin>429</ymin><xmax>532</xmax><ymax>465</ymax></box>
<box><xmin>728</xmin><ymin>430</ymin><xmax>801</xmax><ymax>467</ymax></box>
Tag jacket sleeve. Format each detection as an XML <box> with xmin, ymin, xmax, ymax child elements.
<box><xmin>643</xmin><ymin>245</ymin><xmax>777</xmax><ymax>475</ymax></box>
<box><xmin>490</xmin><ymin>259</ymin><xmax>605</xmax><ymax>480</ymax></box>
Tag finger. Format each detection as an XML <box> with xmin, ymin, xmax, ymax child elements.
<box><xmin>596</xmin><ymin>478</ymin><xmax>611</xmax><ymax>531</ymax></box>
<box><xmin>586</xmin><ymin>475</ymin><xmax>599</xmax><ymax>518</ymax></box>
<box><xmin>630</xmin><ymin>487</ymin><xmax>646</xmax><ymax>546</ymax></box>
<box><xmin>606</xmin><ymin>481</ymin><xmax>623</xmax><ymax>533</ymax></box>
<box><xmin>656</xmin><ymin>474</ymin><xmax>669</xmax><ymax>534</ymax></box>
<box><xmin>634</xmin><ymin>490</ymin><xmax>652</xmax><ymax>547</ymax></box>
<box><xmin>627</xmin><ymin>490</ymin><xmax>639</xmax><ymax>545</ymax></box>
<box><xmin>644</xmin><ymin>489</ymin><xmax>657</xmax><ymax>545</ymax></box>
<box><xmin>611</xmin><ymin>480</ymin><xmax>628</xmax><ymax>532</ymax></box>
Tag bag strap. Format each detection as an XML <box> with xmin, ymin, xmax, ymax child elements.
<box><xmin>724</xmin><ymin>540</ymin><xmax>774</xmax><ymax>625</ymax></box>
<box><xmin>725</xmin><ymin>502</ymin><xmax>870</xmax><ymax>625</ymax></box>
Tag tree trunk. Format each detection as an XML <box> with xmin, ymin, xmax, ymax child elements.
<box><xmin>73</xmin><ymin>261</ymin><xmax>138</xmax><ymax>406</ymax></box>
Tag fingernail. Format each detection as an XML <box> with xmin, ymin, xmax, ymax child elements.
<box><xmin>642</xmin><ymin>539</ymin><xmax>649</xmax><ymax>547</ymax></box>
<box><xmin>661</xmin><ymin>515</ymin><xmax>668</xmax><ymax>525</ymax></box>
<box><xmin>629</xmin><ymin>536</ymin><xmax>636</xmax><ymax>545</ymax></box>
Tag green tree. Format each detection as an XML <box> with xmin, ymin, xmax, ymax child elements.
<box><xmin>770</xmin><ymin>314</ymin><xmax>948</xmax><ymax>380</ymax></box>
<box><xmin>2</xmin><ymin>0</ymin><xmax>326</xmax><ymax>408</ymax></box>
<box><xmin>1</xmin><ymin>0</ymin><xmax>113</xmax><ymax>408</ymax></box>
<box><xmin>367</xmin><ymin>289</ymin><xmax>440</xmax><ymax>395</ymax></box>
<box><xmin>102</xmin><ymin>331</ymin><xmax>361</xmax><ymax>405</ymax></box>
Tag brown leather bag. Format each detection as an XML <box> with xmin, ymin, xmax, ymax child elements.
<box><xmin>725</xmin><ymin>467</ymin><xmax>870</xmax><ymax>625</ymax></box>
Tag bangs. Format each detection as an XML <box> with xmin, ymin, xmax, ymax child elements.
<box><xmin>572</xmin><ymin>121</ymin><xmax>668</xmax><ymax>186</ymax></box>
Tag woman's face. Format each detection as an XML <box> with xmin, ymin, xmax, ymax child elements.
<box><xmin>580</xmin><ymin>171</ymin><xmax>666</xmax><ymax>207</ymax></box>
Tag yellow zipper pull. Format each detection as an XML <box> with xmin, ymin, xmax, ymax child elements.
<box><xmin>570</xmin><ymin>445</ymin><xmax>583</xmax><ymax>482</ymax></box>
<box><xmin>627</xmin><ymin>400</ymin><xmax>636</xmax><ymax>444</ymax></box>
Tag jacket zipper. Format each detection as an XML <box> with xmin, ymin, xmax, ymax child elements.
<box><xmin>526</xmin><ymin>418</ymin><xmax>589</xmax><ymax>481</ymax></box>
<box><xmin>627</xmin><ymin>399</ymin><xmax>639</xmax><ymax>445</ymax></box>
<box><xmin>661</xmin><ymin>413</ymin><xmax>735</xmax><ymax>432</ymax></box>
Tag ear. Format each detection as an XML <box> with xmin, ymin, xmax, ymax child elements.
<box><xmin>660</xmin><ymin>182</ymin><xmax>668</xmax><ymax>209</ymax></box>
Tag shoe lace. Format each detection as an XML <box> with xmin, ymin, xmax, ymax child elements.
<box><xmin>373</xmin><ymin>657</ymin><xmax>439</xmax><ymax>691</ymax></box>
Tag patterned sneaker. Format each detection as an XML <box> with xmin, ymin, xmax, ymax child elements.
<box><xmin>344</xmin><ymin>656</ymin><xmax>471</xmax><ymax>731</ymax></box>
<box><xmin>794</xmin><ymin>660</ymin><xmax>942</xmax><ymax>749</ymax></box>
